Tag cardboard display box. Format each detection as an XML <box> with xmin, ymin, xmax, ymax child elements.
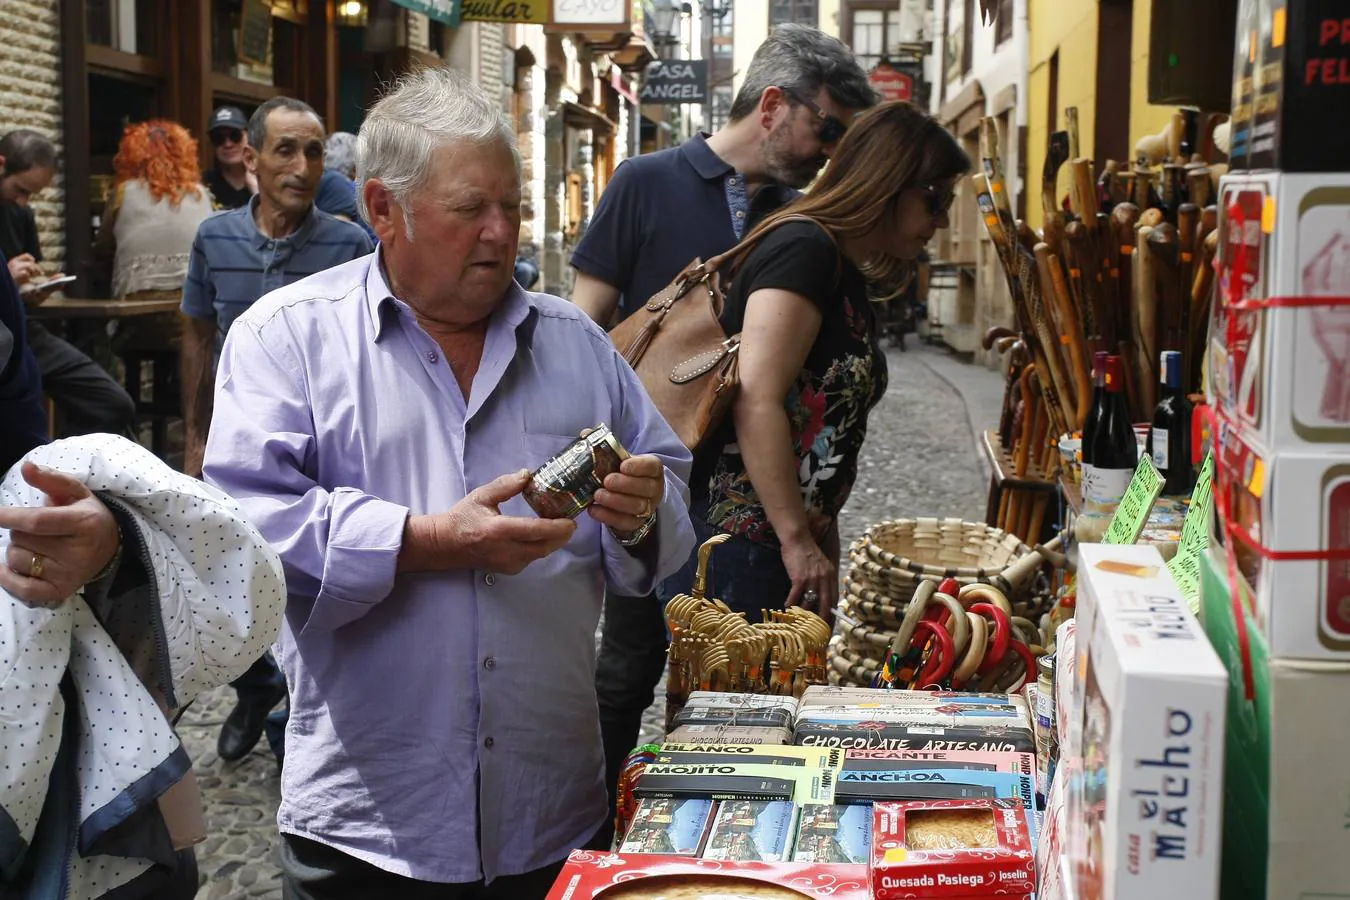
<box><xmin>1209</xmin><ymin>173</ymin><xmax>1350</xmax><ymax>452</ymax></box>
<box><xmin>545</xmin><ymin>852</ymin><xmax>871</xmax><ymax>899</ymax></box>
<box><xmin>1216</xmin><ymin>422</ymin><xmax>1350</xmax><ymax>660</ymax></box>
<box><xmin>793</xmin><ymin>722</ymin><xmax>1035</xmax><ymax>754</ymax></box>
<box><xmin>618</xmin><ymin>798</ymin><xmax>716</xmax><ymax>856</ymax></box>
<box><xmin>1200</xmin><ymin>548</ymin><xmax>1350</xmax><ymax>900</ymax></box>
<box><xmin>702</xmin><ymin>800</ymin><xmax>799</xmax><ymax>863</ymax></box>
<box><xmin>1070</xmin><ymin>544</ymin><xmax>1227</xmax><ymax>900</ymax></box>
<box><xmin>870</xmin><ymin>799</ymin><xmax>1036</xmax><ymax>900</ymax></box>
<box><xmin>792</xmin><ymin>804</ymin><xmax>872</xmax><ymax>864</ymax></box>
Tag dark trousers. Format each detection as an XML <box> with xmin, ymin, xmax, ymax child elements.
<box><xmin>654</xmin><ymin>516</ymin><xmax>792</xmax><ymax>617</ymax></box>
<box><xmin>232</xmin><ymin>653</ymin><xmax>286</xmax><ymax>703</ymax></box>
<box><xmin>28</xmin><ymin>321</ymin><xmax>137</xmax><ymax>437</ymax></box>
<box><xmin>279</xmin><ymin>833</ymin><xmax>565</xmax><ymax>900</ymax></box>
<box><xmin>591</xmin><ymin>590</ymin><xmax>669</xmax><ymax>849</ymax></box>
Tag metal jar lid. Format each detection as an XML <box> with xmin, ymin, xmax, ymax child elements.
<box><xmin>1036</xmin><ymin>653</ymin><xmax>1055</xmax><ymax>680</ymax></box>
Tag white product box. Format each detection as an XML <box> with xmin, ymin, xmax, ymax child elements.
<box><xmin>1209</xmin><ymin>173</ymin><xmax>1350</xmax><ymax>451</ymax></box>
<box><xmin>1216</xmin><ymin>422</ymin><xmax>1350</xmax><ymax>661</ymax></box>
<box><xmin>1068</xmin><ymin>544</ymin><xmax>1227</xmax><ymax>900</ymax></box>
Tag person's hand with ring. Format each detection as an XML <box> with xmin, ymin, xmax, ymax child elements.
<box><xmin>0</xmin><ymin>462</ymin><xmax>122</xmax><ymax>608</ymax></box>
<box><xmin>590</xmin><ymin>454</ymin><xmax>664</xmax><ymax>540</ymax></box>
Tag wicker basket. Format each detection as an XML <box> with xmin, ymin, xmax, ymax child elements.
<box><xmin>829</xmin><ymin>518</ymin><xmax>1057</xmax><ymax>688</ymax></box>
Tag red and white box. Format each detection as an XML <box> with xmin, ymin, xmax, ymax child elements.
<box><xmin>1209</xmin><ymin>173</ymin><xmax>1350</xmax><ymax>452</ymax></box>
<box><xmin>545</xmin><ymin>851</ymin><xmax>869</xmax><ymax>898</ymax></box>
<box><xmin>870</xmin><ymin>799</ymin><xmax>1036</xmax><ymax>899</ymax></box>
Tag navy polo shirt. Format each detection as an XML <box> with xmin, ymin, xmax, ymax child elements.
<box><xmin>0</xmin><ymin>252</ymin><xmax>47</xmax><ymax>471</ymax></box>
<box><xmin>182</xmin><ymin>195</ymin><xmax>372</xmax><ymax>346</ymax></box>
<box><xmin>570</xmin><ymin>133</ymin><xmax>797</xmax><ymax>320</ymax></box>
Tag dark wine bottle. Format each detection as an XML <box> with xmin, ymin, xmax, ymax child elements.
<box><xmin>1080</xmin><ymin>351</ymin><xmax>1109</xmax><ymax>467</ymax></box>
<box><xmin>1146</xmin><ymin>350</ymin><xmax>1195</xmax><ymax>495</ymax></box>
<box><xmin>1082</xmin><ymin>354</ymin><xmax>1138</xmax><ymax>513</ymax></box>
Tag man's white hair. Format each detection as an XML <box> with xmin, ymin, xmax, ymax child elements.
<box><xmin>356</xmin><ymin>66</ymin><xmax>519</xmax><ymax>238</ymax></box>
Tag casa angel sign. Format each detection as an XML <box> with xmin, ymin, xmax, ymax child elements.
<box><xmin>639</xmin><ymin>59</ymin><xmax>709</xmax><ymax>104</ymax></box>
<box><xmin>460</xmin><ymin>0</ymin><xmax>629</xmax><ymax>26</ymax></box>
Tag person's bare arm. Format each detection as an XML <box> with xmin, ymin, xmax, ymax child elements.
<box><xmin>731</xmin><ymin>287</ymin><xmax>834</xmax><ymax>617</ymax></box>
<box><xmin>572</xmin><ymin>271</ymin><xmax>622</xmax><ymax>327</ymax></box>
<box><xmin>181</xmin><ymin>316</ymin><xmax>217</xmax><ymax>478</ymax></box>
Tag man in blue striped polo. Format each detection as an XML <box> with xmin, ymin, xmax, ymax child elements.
<box><xmin>181</xmin><ymin>96</ymin><xmax>371</xmax><ymax>764</ymax></box>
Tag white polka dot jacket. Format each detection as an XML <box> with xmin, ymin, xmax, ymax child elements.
<box><xmin>0</xmin><ymin>434</ymin><xmax>286</xmax><ymax>898</ymax></box>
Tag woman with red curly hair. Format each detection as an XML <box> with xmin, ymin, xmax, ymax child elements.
<box><xmin>96</xmin><ymin>120</ymin><xmax>214</xmax><ymax>300</ymax></box>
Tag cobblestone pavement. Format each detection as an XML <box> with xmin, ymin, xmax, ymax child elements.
<box><xmin>180</xmin><ymin>342</ymin><xmax>1000</xmax><ymax>898</ymax></box>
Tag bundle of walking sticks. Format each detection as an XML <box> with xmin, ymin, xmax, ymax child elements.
<box><xmin>975</xmin><ymin>108</ymin><xmax>1223</xmax><ymax>527</ymax></box>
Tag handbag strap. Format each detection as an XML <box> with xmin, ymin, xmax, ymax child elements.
<box><xmin>698</xmin><ymin>213</ymin><xmax>839</xmax><ymax>278</ymax></box>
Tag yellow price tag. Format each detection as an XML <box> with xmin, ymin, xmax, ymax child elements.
<box><xmin>884</xmin><ymin>848</ymin><xmax>909</xmax><ymax>863</ymax></box>
<box><xmin>1166</xmin><ymin>453</ymin><xmax>1215</xmax><ymax>614</ymax></box>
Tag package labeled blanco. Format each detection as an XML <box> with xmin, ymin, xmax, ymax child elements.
<box><xmin>1069</xmin><ymin>543</ymin><xmax>1227</xmax><ymax>900</ymax></box>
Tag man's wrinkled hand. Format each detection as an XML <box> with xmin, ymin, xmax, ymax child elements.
<box><xmin>0</xmin><ymin>463</ymin><xmax>121</xmax><ymax>608</ymax></box>
<box><xmin>590</xmin><ymin>454</ymin><xmax>664</xmax><ymax>537</ymax></box>
<box><xmin>417</xmin><ymin>470</ymin><xmax>576</xmax><ymax>575</ymax></box>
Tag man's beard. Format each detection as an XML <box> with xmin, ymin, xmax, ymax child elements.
<box><xmin>763</xmin><ymin>119</ymin><xmax>827</xmax><ymax>189</ymax></box>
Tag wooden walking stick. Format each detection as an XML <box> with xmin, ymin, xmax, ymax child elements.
<box><xmin>1134</xmin><ymin>224</ymin><xmax>1160</xmax><ymax>415</ymax></box>
<box><xmin>1035</xmin><ymin>242</ymin><xmax>1092</xmax><ymax>429</ymax></box>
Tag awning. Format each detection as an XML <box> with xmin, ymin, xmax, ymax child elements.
<box><xmin>393</xmin><ymin>0</ymin><xmax>462</xmax><ymax>27</ymax></box>
<box><xmin>563</xmin><ymin>101</ymin><xmax>618</xmax><ymax>134</ymax></box>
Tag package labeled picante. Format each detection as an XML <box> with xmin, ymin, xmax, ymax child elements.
<box><xmin>1209</xmin><ymin>173</ymin><xmax>1350</xmax><ymax>452</ymax></box>
<box><xmin>702</xmin><ymin>800</ymin><xmax>799</xmax><ymax>862</ymax></box>
<box><xmin>870</xmin><ymin>799</ymin><xmax>1036</xmax><ymax>899</ymax></box>
<box><xmin>618</xmin><ymin>797</ymin><xmax>716</xmax><ymax>856</ymax></box>
<box><xmin>793</xmin><ymin>804</ymin><xmax>872</xmax><ymax>864</ymax></box>
<box><xmin>635</xmin><ymin>762</ymin><xmax>836</xmax><ymax>805</ymax></box>
<box><xmin>794</xmin><ymin>721</ymin><xmax>1035</xmax><ymax>755</ymax></box>
<box><xmin>1070</xmin><ymin>544</ymin><xmax>1227</xmax><ymax>900</ymax></box>
<box><xmin>657</xmin><ymin>744</ymin><xmax>843</xmax><ymax>770</ymax></box>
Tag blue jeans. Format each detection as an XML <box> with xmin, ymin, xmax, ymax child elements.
<box><xmin>655</xmin><ymin>515</ymin><xmax>792</xmax><ymax>617</ymax></box>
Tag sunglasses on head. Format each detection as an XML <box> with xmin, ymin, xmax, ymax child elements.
<box><xmin>922</xmin><ymin>183</ymin><xmax>956</xmax><ymax>217</ymax></box>
<box><xmin>779</xmin><ymin>87</ymin><xmax>849</xmax><ymax>144</ymax></box>
<box><xmin>210</xmin><ymin>128</ymin><xmax>243</xmax><ymax>147</ymax></box>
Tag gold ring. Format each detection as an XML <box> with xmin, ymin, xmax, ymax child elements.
<box><xmin>641</xmin><ymin>498</ymin><xmax>653</xmax><ymax>519</ymax></box>
<box><xmin>28</xmin><ymin>553</ymin><xmax>45</xmax><ymax>580</ymax></box>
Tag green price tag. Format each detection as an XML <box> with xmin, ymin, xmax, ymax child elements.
<box><xmin>1103</xmin><ymin>455</ymin><xmax>1166</xmax><ymax>545</ymax></box>
<box><xmin>1167</xmin><ymin>453</ymin><xmax>1215</xmax><ymax>613</ymax></box>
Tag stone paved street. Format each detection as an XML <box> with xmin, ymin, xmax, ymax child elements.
<box><xmin>179</xmin><ymin>342</ymin><xmax>1002</xmax><ymax>898</ymax></box>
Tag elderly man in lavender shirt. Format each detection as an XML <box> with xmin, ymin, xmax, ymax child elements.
<box><xmin>202</xmin><ymin>67</ymin><xmax>695</xmax><ymax>900</ymax></box>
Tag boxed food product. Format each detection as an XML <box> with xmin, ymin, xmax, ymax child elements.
<box><xmin>1209</xmin><ymin>173</ymin><xmax>1350</xmax><ymax>452</ymax></box>
<box><xmin>1054</xmin><ymin>620</ymin><xmax>1078</xmax><ymax>761</ymax></box>
<box><xmin>1227</xmin><ymin>0</ymin><xmax>1350</xmax><ymax>172</ymax></box>
<box><xmin>1227</xmin><ymin>0</ymin><xmax>1259</xmax><ymax>167</ymax></box>
<box><xmin>1215</xmin><ymin>423</ymin><xmax>1350</xmax><ymax>660</ymax></box>
<box><xmin>793</xmin><ymin>805</ymin><xmax>872</xmax><ymax>864</ymax></box>
<box><xmin>1036</xmin><ymin>759</ymin><xmax>1071</xmax><ymax>900</ymax></box>
<box><xmin>798</xmin><ymin>687</ymin><xmax>1018</xmax><ymax>708</ymax></box>
<box><xmin>635</xmin><ymin>762</ymin><xmax>836</xmax><ymax>804</ymax></box>
<box><xmin>837</xmin><ymin>766</ymin><xmax>1032</xmax><ymax>808</ymax></box>
<box><xmin>1070</xmin><ymin>544</ymin><xmax>1227</xmax><ymax>900</ymax></box>
<box><xmin>794</xmin><ymin>722</ymin><xmax>1035</xmax><ymax>754</ymax></box>
<box><xmin>870</xmin><ymin>799</ymin><xmax>1036</xmax><ymax>899</ymax></box>
<box><xmin>673</xmin><ymin>693</ymin><xmax>798</xmax><ymax>729</ymax></box>
<box><xmin>656</xmin><ymin>744</ymin><xmax>843</xmax><ymax>770</ymax></box>
<box><xmin>545</xmin><ymin>852</ymin><xmax>871</xmax><ymax>899</ymax></box>
<box><xmin>702</xmin><ymin>800</ymin><xmax>799</xmax><ymax>862</ymax></box>
<box><xmin>666</xmin><ymin>724</ymin><xmax>793</xmax><ymax>745</ymax></box>
<box><xmin>842</xmin><ymin>748</ymin><xmax>1035</xmax><ymax>776</ymax></box>
<box><xmin>796</xmin><ymin>695</ymin><xmax>1030</xmax><ymax>730</ymax></box>
<box><xmin>618</xmin><ymin>798</ymin><xmax>716</xmax><ymax>856</ymax></box>
<box><xmin>1200</xmin><ymin>547</ymin><xmax>1350</xmax><ymax>900</ymax></box>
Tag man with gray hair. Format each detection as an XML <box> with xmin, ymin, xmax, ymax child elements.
<box><xmin>203</xmin><ymin>67</ymin><xmax>695</xmax><ymax>898</ymax></box>
<box><xmin>570</xmin><ymin>21</ymin><xmax>875</xmax><ymax>848</ymax></box>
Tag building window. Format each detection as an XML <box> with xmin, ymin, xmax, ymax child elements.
<box><xmin>770</xmin><ymin>0</ymin><xmax>818</xmax><ymax>27</ymax></box>
<box><xmin>86</xmin><ymin>0</ymin><xmax>161</xmax><ymax>56</ymax></box>
<box><xmin>962</xmin><ymin>0</ymin><xmax>974</xmax><ymax>74</ymax></box>
<box><xmin>995</xmin><ymin>0</ymin><xmax>1014</xmax><ymax>45</ymax></box>
<box><xmin>711</xmin><ymin>4</ymin><xmax>734</xmax><ymax>58</ymax></box>
<box><xmin>709</xmin><ymin>85</ymin><xmax>734</xmax><ymax>132</ymax></box>
<box><xmin>850</xmin><ymin>8</ymin><xmax>902</xmax><ymax>71</ymax></box>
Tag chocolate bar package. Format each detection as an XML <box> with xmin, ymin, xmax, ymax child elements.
<box><xmin>842</xmin><ymin>749</ymin><xmax>1035</xmax><ymax>780</ymax></box>
<box><xmin>702</xmin><ymin>800</ymin><xmax>799</xmax><ymax>862</ymax></box>
<box><xmin>792</xmin><ymin>804</ymin><xmax>872</xmax><ymax>864</ymax></box>
<box><xmin>657</xmin><ymin>744</ymin><xmax>844</xmax><ymax>770</ymax></box>
<box><xmin>635</xmin><ymin>762</ymin><xmax>836</xmax><ymax>805</ymax></box>
<box><xmin>797</xmin><ymin>703</ymin><xmax>1031</xmax><ymax>731</ymax></box>
<box><xmin>835</xmin><ymin>766</ymin><xmax>1033</xmax><ymax>809</ymax></box>
<box><xmin>617</xmin><ymin>797</ymin><xmax>716</xmax><ymax>856</ymax></box>
<box><xmin>666</xmin><ymin>724</ymin><xmax>792</xmax><ymax>745</ymax></box>
<box><xmin>798</xmin><ymin>686</ymin><xmax>1018</xmax><ymax>709</ymax></box>
<box><xmin>673</xmin><ymin>701</ymin><xmax>796</xmax><ymax>729</ymax></box>
<box><xmin>794</xmin><ymin>722</ymin><xmax>1036</xmax><ymax>754</ymax></box>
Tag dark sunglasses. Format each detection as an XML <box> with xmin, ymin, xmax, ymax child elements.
<box><xmin>922</xmin><ymin>183</ymin><xmax>957</xmax><ymax>217</ymax></box>
<box><xmin>779</xmin><ymin>87</ymin><xmax>849</xmax><ymax>144</ymax></box>
<box><xmin>210</xmin><ymin>128</ymin><xmax>244</xmax><ymax>147</ymax></box>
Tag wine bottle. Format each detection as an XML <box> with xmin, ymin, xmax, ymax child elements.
<box><xmin>1082</xmin><ymin>354</ymin><xmax>1138</xmax><ymax>513</ymax></box>
<box><xmin>1080</xmin><ymin>351</ymin><xmax>1109</xmax><ymax>467</ymax></box>
<box><xmin>1146</xmin><ymin>350</ymin><xmax>1195</xmax><ymax>495</ymax></box>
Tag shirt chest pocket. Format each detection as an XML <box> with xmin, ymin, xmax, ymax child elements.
<box><xmin>516</xmin><ymin>430</ymin><xmax>605</xmax><ymax>554</ymax></box>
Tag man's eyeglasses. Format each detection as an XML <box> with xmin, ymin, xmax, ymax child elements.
<box><xmin>922</xmin><ymin>184</ymin><xmax>957</xmax><ymax>218</ymax></box>
<box><xmin>210</xmin><ymin>128</ymin><xmax>244</xmax><ymax>147</ymax></box>
<box><xmin>779</xmin><ymin>87</ymin><xmax>849</xmax><ymax>144</ymax></box>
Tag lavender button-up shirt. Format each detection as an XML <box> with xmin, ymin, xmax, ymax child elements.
<box><xmin>203</xmin><ymin>251</ymin><xmax>695</xmax><ymax>883</ymax></box>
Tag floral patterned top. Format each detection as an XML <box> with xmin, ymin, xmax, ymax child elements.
<box><xmin>696</xmin><ymin>219</ymin><xmax>889</xmax><ymax>548</ymax></box>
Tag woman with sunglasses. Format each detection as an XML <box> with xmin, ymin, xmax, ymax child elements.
<box><xmin>657</xmin><ymin>100</ymin><xmax>970</xmax><ymax>621</ymax></box>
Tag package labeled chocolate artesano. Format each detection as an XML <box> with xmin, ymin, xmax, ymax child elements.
<box><xmin>702</xmin><ymin>800</ymin><xmax>799</xmax><ymax>862</ymax></box>
<box><xmin>871</xmin><ymin>799</ymin><xmax>1036</xmax><ymax>900</ymax></box>
<box><xmin>793</xmin><ymin>804</ymin><xmax>872</xmax><ymax>864</ymax></box>
<box><xmin>666</xmin><ymin>724</ymin><xmax>793</xmax><ymax>745</ymax></box>
<box><xmin>656</xmin><ymin>745</ymin><xmax>844</xmax><ymax>770</ymax></box>
<box><xmin>1071</xmin><ymin>544</ymin><xmax>1227</xmax><ymax>900</ymax></box>
<box><xmin>618</xmin><ymin>797</ymin><xmax>716</xmax><ymax>856</ymax></box>
<box><xmin>795</xmin><ymin>722</ymin><xmax>1035</xmax><ymax>755</ymax></box>
<box><xmin>635</xmin><ymin>763</ymin><xmax>837</xmax><ymax>805</ymax></box>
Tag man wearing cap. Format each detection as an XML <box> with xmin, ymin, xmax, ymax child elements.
<box><xmin>203</xmin><ymin>106</ymin><xmax>256</xmax><ymax>211</ymax></box>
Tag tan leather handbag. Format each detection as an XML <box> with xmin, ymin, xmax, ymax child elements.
<box><xmin>609</xmin><ymin>215</ymin><xmax>832</xmax><ymax>451</ymax></box>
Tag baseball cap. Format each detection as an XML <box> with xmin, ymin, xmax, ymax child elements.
<box><xmin>209</xmin><ymin>106</ymin><xmax>248</xmax><ymax>133</ymax></box>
